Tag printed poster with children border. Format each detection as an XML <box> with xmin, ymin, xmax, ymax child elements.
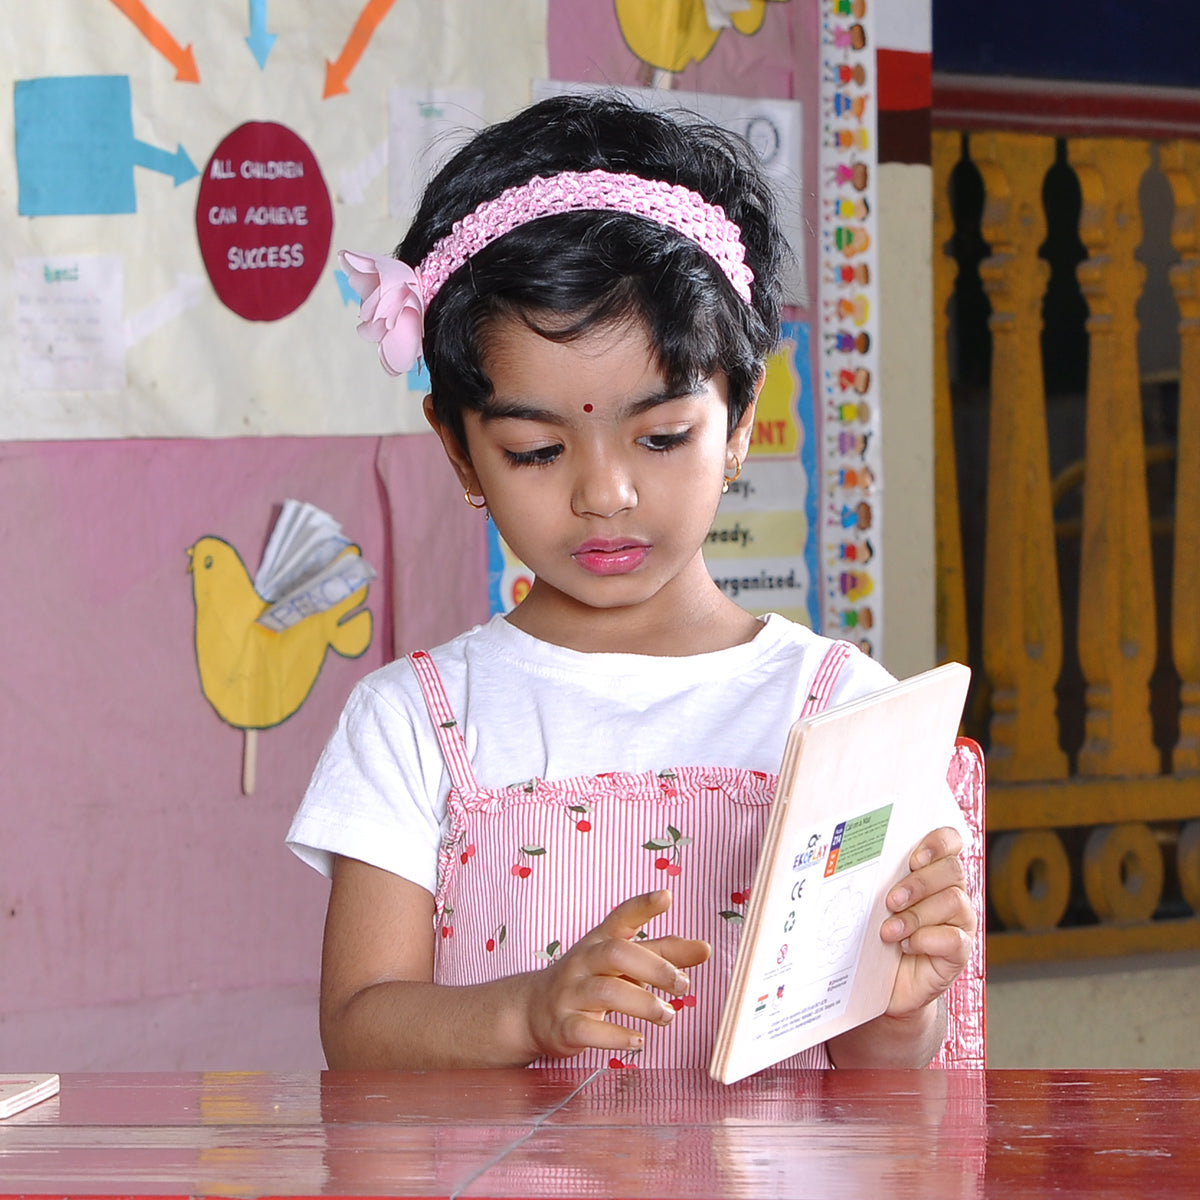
<box><xmin>818</xmin><ymin>0</ymin><xmax>879</xmax><ymax>651</ymax></box>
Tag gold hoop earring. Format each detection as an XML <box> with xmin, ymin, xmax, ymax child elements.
<box><xmin>721</xmin><ymin>456</ymin><xmax>743</xmax><ymax>494</ymax></box>
<box><xmin>464</xmin><ymin>490</ymin><xmax>487</xmax><ymax>510</ymax></box>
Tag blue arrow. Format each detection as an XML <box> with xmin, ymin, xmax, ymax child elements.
<box><xmin>133</xmin><ymin>139</ymin><xmax>199</xmax><ymax>186</ymax></box>
<box><xmin>407</xmin><ymin>360</ymin><xmax>431</xmax><ymax>391</ymax></box>
<box><xmin>335</xmin><ymin>269</ymin><xmax>359</xmax><ymax>306</ymax></box>
<box><xmin>246</xmin><ymin>0</ymin><xmax>277</xmax><ymax>69</ymax></box>
<box><xmin>15</xmin><ymin>75</ymin><xmax>200</xmax><ymax>215</ymax></box>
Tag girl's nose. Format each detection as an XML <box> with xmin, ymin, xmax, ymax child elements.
<box><xmin>571</xmin><ymin>451</ymin><xmax>636</xmax><ymax>519</ymax></box>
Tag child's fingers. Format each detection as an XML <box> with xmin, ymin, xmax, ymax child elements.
<box><xmin>557</xmin><ymin>1010</ymin><xmax>652</xmax><ymax>1054</ymax></box>
<box><xmin>887</xmin><ymin>838</ymin><xmax>967</xmax><ymax>914</ymax></box>
<box><xmin>528</xmin><ymin>892</ymin><xmax>710</xmax><ymax>1058</ymax></box>
<box><xmin>573</xmin><ymin>930</ymin><xmax>695</xmax><ymax>996</ymax></box>
<box><xmin>894</xmin><ymin>922</ymin><xmax>973</xmax><ymax>974</ymax></box>
<box><xmin>570</xmin><ymin>970</ymin><xmax>682</xmax><ymax>1028</ymax></box>
<box><xmin>594</xmin><ymin>889</ymin><xmax>675</xmax><ymax>940</ymax></box>
<box><xmin>907</xmin><ymin>826</ymin><xmax>963</xmax><ymax>871</ymax></box>
<box><xmin>586</xmin><ymin>891</ymin><xmax>707</xmax><ymax>991</ymax></box>
<box><xmin>875</xmin><ymin>829</ymin><xmax>977</xmax><ymax>1022</ymax></box>
<box><xmin>882</xmin><ymin>882</ymin><xmax>976</xmax><ymax>944</ymax></box>
<box><xmin>638</xmin><ymin>934</ymin><xmax>712</xmax><ymax>971</ymax></box>
<box><xmin>885</xmin><ymin>925</ymin><xmax>972</xmax><ymax>1019</ymax></box>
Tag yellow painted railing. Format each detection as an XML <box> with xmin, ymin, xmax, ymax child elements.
<box><xmin>933</xmin><ymin>124</ymin><xmax>1200</xmax><ymax>964</ymax></box>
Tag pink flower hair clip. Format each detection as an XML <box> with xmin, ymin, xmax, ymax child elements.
<box><xmin>338</xmin><ymin>250</ymin><xmax>425</xmax><ymax>377</ymax></box>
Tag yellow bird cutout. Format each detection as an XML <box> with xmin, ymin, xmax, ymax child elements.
<box><xmin>615</xmin><ymin>0</ymin><xmax>788</xmax><ymax>74</ymax></box>
<box><xmin>187</xmin><ymin>534</ymin><xmax>372</xmax><ymax>793</ymax></box>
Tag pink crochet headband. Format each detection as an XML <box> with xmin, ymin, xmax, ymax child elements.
<box><xmin>339</xmin><ymin>168</ymin><xmax>755</xmax><ymax>377</ymax></box>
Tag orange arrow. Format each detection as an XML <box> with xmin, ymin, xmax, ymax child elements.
<box><xmin>109</xmin><ymin>0</ymin><xmax>199</xmax><ymax>82</ymax></box>
<box><xmin>324</xmin><ymin>0</ymin><xmax>396</xmax><ymax>98</ymax></box>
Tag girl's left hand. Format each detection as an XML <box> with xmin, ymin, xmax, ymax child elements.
<box><xmin>880</xmin><ymin>825</ymin><xmax>976</xmax><ymax>1018</ymax></box>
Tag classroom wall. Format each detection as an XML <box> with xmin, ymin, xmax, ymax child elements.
<box><xmin>0</xmin><ymin>435</ymin><xmax>487</xmax><ymax>1070</ymax></box>
<box><xmin>875</xmin><ymin>3</ymin><xmax>937</xmax><ymax>681</ymax></box>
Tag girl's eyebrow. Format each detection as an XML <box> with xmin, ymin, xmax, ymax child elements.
<box><xmin>477</xmin><ymin>399</ymin><xmax>565</xmax><ymax>425</ymax></box>
<box><xmin>478</xmin><ymin>388</ymin><xmax>703</xmax><ymax>425</ymax></box>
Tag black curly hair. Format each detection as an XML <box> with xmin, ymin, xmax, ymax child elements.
<box><xmin>397</xmin><ymin>92</ymin><xmax>787</xmax><ymax>448</ymax></box>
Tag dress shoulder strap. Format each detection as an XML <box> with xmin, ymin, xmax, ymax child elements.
<box><xmin>798</xmin><ymin>639</ymin><xmax>856</xmax><ymax>717</ymax></box>
<box><xmin>406</xmin><ymin>650</ymin><xmax>480</xmax><ymax>794</ymax></box>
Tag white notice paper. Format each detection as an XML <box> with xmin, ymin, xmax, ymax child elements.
<box><xmin>16</xmin><ymin>256</ymin><xmax>125</xmax><ymax>392</ymax></box>
<box><xmin>388</xmin><ymin>88</ymin><xmax>486</xmax><ymax>222</ymax></box>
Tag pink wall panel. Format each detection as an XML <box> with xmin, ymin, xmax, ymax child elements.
<box><xmin>0</xmin><ymin>434</ymin><xmax>487</xmax><ymax>1067</ymax></box>
<box><xmin>547</xmin><ymin>0</ymin><xmax>814</xmax><ymax>98</ymax></box>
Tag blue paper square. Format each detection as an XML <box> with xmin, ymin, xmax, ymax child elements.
<box><xmin>15</xmin><ymin>76</ymin><xmax>137</xmax><ymax>216</ymax></box>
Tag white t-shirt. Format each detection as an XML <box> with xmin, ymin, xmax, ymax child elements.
<box><xmin>287</xmin><ymin>613</ymin><xmax>896</xmax><ymax>895</ymax></box>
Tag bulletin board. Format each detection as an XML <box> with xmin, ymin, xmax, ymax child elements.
<box><xmin>4</xmin><ymin>0</ymin><xmax>881</xmax><ymax>641</ymax></box>
<box><xmin>2</xmin><ymin>1</ymin><xmax>547</xmax><ymax>439</ymax></box>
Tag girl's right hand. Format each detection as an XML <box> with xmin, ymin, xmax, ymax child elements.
<box><xmin>524</xmin><ymin>889</ymin><xmax>710</xmax><ymax>1060</ymax></box>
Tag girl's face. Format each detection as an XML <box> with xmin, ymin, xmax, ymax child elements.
<box><xmin>428</xmin><ymin>316</ymin><xmax>757</xmax><ymax>653</ymax></box>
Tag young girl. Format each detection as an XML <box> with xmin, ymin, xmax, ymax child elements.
<box><xmin>287</xmin><ymin>93</ymin><xmax>974</xmax><ymax>1071</ymax></box>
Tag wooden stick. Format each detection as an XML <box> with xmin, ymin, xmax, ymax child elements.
<box><xmin>242</xmin><ymin>727</ymin><xmax>258</xmax><ymax>795</ymax></box>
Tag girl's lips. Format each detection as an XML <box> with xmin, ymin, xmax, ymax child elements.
<box><xmin>571</xmin><ymin>539</ymin><xmax>651</xmax><ymax>576</ymax></box>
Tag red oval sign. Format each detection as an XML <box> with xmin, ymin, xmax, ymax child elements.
<box><xmin>195</xmin><ymin>122</ymin><xmax>332</xmax><ymax>322</ymax></box>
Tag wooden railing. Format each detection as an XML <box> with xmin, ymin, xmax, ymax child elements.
<box><xmin>932</xmin><ymin>81</ymin><xmax>1200</xmax><ymax>964</ymax></box>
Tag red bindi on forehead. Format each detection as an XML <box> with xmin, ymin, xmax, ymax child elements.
<box><xmin>583</xmin><ymin>403</ymin><xmax>594</xmax><ymax>413</ymax></box>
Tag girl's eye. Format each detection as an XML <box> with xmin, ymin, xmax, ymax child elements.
<box><xmin>505</xmin><ymin>444</ymin><xmax>563</xmax><ymax>467</ymax></box>
<box><xmin>638</xmin><ymin>430</ymin><xmax>692</xmax><ymax>453</ymax></box>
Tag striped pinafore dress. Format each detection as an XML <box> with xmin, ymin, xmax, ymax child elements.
<box><xmin>407</xmin><ymin>640</ymin><xmax>854</xmax><ymax>1069</ymax></box>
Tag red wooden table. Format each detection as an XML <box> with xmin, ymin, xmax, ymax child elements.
<box><xmin>0</xmin><ymin>1069</ymin><xmax>1195</xmax><ymax>1198</ymax></box>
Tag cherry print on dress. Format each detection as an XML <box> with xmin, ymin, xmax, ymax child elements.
<box><xmin>534</xmin><ymin>939</ymin><xmax>562</xmax><ymax>962</ymax></box>
<box><xmin>510</xmin><ymin>843</ymin><xmax>545</xmax><ymax>878</ymax></box>
<box><xmin>643</xmin><ymin>823</ymin><xmax>691</xmax><ymax>877</ymax></box>
<box><xmin>608</xmin><ymin>1047</ymin><xmax>642</xmax><ymax>1069</ymax></box>
<box><xmin>719</xmin><ymin>886</ymin><xmax>751</xmax><ymax>925</ymax></box>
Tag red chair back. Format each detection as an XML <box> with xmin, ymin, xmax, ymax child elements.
<box><xmin>930</xmin><ymin>737</ymin><xmax>986</xmax><ymax>1068</ymax></box>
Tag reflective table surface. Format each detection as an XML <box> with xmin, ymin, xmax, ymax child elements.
<box><xmin>0</xmin><ymin>1068</ymin><xmax>1196</xmax><ymax>1198</ymax></box>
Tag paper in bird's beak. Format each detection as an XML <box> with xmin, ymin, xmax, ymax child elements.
<box><xmin>253</xmin><ymin>499</ymin><xmax>376</xmax><ymax>632</ymax></box>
